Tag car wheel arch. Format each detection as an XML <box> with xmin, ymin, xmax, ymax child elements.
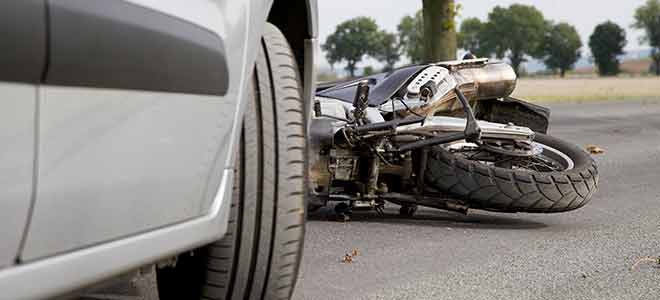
<box><xmin>267</xmin><ymin>0</ymin><xmax>317</xmax><ymax>82</ymax></box>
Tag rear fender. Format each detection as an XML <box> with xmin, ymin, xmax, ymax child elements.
<box><xmin>475</xmin><ymin>97</ymin><xmax>551</xmax><ymax>134</ymax></box>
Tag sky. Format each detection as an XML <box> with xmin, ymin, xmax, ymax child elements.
<box><xmin>317</xmin><ymin>0</ymin><xmax>651</xmax><ymax>71</ymax></box>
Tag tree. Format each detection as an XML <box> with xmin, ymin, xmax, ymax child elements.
<box><xmin>633</xmin><ymin>0</ymin><xmax>660</xmax><ymax>75</ymax></box>
<box><xmin>481</xmin><ymin>4</ymin><xmax>549</xmax><ymax>75</ymax></box>
<box><xmin>374</xmin><ymin>31</ymin><xmax>401</xmax><ymax>72</ymax></box>
<box><xmin>589</xmin><ymin>21</ymin><xmax>627</xmax><ymax>76</ymax></box>
<box><xmin>422</xmin><ymin>0</ymin><xmax>459</xmax><ymax>62</ymax></box>
<box><xmin>457</xmin><ymin>17</ymin><xmax>488</xmax><ymax>57</ymax></box>
<box><xmin>541</xmin><ymin>23</ymin><xmax>582</xmax><ymax>77</ymax></box>
<box><xmin>398</xmin><ymin>11</ymin><xmax>425</xmax><ymax>64</ymax></box>
<box><xmin>322</xmin><ymin>17</ymin><xmax>381</xmax><ymax>77</ymax></box>
<box><xmin>362</xmin><ymin>66</ymin><xmax>376</xmax><ymax>76</ymax></box>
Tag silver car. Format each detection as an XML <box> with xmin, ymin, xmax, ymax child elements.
<box><xmin>0</xmin><ymin>1</ymin><xmax>317</xmax><ymax>299</ymax></box>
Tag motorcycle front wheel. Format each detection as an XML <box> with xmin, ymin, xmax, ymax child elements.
<box><xmin>425</xmin><ymin>133</ymin><xmax>599</xmax><ymax>213</ymax></box>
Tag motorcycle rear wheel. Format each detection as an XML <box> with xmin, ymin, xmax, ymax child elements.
<box><xmin>425</xmin><ymin>133</ymin><xmax>598</xmax><ymax>213</ymax></box>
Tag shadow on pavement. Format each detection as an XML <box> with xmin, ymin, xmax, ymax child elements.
<box><xmin>308</xmin><ymin>206</ymin><xmax>548</xmax><ymax>230</ymax></box>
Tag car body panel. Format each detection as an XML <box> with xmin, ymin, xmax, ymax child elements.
<box><xmin>0</xmin><ymin>0</ymin><xmax>318</xmax><ymax>298</ymax></box>
<box><xmin>305</xmin><ymin>0</ymin><xmax>319</xmax><ymax>37</ymax></box>
<box><xmin>1</xmin><ymin>169</ymin><xmax>233</xmax><ymax>300</ymax></box>
<box><xmin>0</xmin><ymin>0</ymin><xmax>46</xmax><ymax>268</ymax></box>
<box><xmin>22</xmin><ymin>87</ymin><xmax>237</xmax><ymax>260</ymax></box>
<box><xmin>21</xmin><ymin>0</ymin><xmax>249</xmax><ymax>260</ymax></box>
<box><xmin>0</xmin><ymin>83</ymin><xmax>37</xmax><ymax>268</ymax></box>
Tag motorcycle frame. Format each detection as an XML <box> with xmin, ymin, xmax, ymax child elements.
<box><xmin>309</xmin><ymin>61</ymin><xmax>547</xmax><ymax>214</ymax></box>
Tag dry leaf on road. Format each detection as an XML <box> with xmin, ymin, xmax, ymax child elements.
<box><xmin>351</xmin><ymin>248</ymin><xmax>360</xmax><ymax>257</ymax></box>
<box><xmin>586</xmin><ymin>144</ymin><xmax>605</xmax><ymax>154</ymax></box>
<box><xmin>341</xmin><ymin>253</ymin><xmax>353</xmax><ymax>263</ymax></box>
<box><xmin>630</xmin><ymin>256</ymin><xmax>660</xmax><ymax>270</ymax></box>
<box><xmin>341</xmin><ymin>249</ymin><xmax>360</xmax><ymax>263</ymax></box>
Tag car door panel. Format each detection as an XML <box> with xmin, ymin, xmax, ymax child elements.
<box><xmin>22</xmin><ymin>86</ymin><xmax>236</xmax><ymax>260</ymax></box>
<box><xmin>0</xmin><ymin>83</ymin><xmax>37</xmax><ymax>268</ymax></box>
<box><xmin>22</xmin><ymin>0</ymin><xmax>248</xmax><ymax>261</ymax></box>
<box><xmin>0</xmin><ymin>0</ymin><xmax>44</xmax><ymax>268</ymax></box>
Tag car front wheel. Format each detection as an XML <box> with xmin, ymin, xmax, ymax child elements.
<box><xmin>157</xmin><ymin>23</ymin><xmax>306</xmax><ymax>300</ymax></box>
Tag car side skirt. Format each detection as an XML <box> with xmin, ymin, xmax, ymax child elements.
<box><xmin>0</xmin><ymin>169</ymin><xmax>232</xmax><ymax>300</ymax></box>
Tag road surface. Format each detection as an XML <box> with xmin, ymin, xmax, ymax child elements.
<box><xmin>80</xmin><ymin>100</ymin><xmax>660</xmax><ymax>300</ymax></box>
<box><xmin>293</xmin><ymin>100</ymin><xmax>660</xmax><ymax>300</ymax></box>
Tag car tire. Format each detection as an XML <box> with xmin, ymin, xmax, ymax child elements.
<box><xmin>157</xmin><ymin>23</ymin><xmax>306</xmax><ymax>300</ymax></box>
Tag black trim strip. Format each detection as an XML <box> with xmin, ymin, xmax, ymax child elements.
<box><xmin>0</xmin><ymin>0</ymin><xmax>47</xmax><ymax>83</ymax></box>
<box><xmin>44</xmin><ymin>0</ymin><xmax>229</xmax><ymax>96</ymax></box>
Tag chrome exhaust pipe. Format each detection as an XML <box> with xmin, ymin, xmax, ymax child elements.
<box><xmin>397</xmin><ymin>116</ymin><xmax>534</xmax><ymax>141</ymax></box>
<box><xmin>454</xmin><ymin>62</ymin><xmax>518</xmax><ymax>100</ymax></box>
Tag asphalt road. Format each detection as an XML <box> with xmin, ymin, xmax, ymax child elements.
<box><xmin>293</xmin><ymin>100</ymin><xmax>660</xmax><ymax>300</ymax></box>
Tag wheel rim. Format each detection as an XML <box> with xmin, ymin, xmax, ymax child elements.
<box><xmin>445</xmin><ymin>140</ymin><xmax>575</xmax><ymax>172</ymax></box>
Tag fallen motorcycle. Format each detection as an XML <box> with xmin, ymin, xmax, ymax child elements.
<box><xmin>309</xmin><ymin>58</ymin><xmax>598</xmax><ymax>218</ymax></box>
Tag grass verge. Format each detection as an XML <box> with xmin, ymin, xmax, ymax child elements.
<box><xmin>511</xmin><ymin>77</ymin><xmax>660</xmax><ymax>103</ymax></box>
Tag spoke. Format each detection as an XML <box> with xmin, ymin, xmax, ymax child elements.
<box><xmin>514</xmin><ymin>156</ymin><xmax>563</xmax><ymax>172</ymax></box>
<box><xmin>447</xmin><ymin>144</ymin><xmax>567</xmax><ymax>173</ymax></box>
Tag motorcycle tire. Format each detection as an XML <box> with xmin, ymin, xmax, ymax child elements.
<box><xmin>425</xmin><ymin>133</ymin><xmax>598</xmax><ymax>213</ymax></box>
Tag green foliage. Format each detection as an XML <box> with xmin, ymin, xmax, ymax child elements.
<box><xmin>322</xmin><ymin>17</ymin><xmax>403</xmax><ymax>76</ymax></box>
<box><xmin>481</xmin><ymin>4</ymin><xmax>549</xmax><ymax>75</ymax></box>
<box><xmin>362</xmin><ymin>66</ymin><xmax>376</xmax><ymax>76</ymax></box>
<box><xmin>322</xmin><ymin>17</ymin><xmax>381</xmax><ymax>77</ymax></box>
<box><xmin>374</xmin><ymin>31</ymin><xmax>401</xmax><ymax>72</ymax></box>
<box><xmin>457</xmin><ymin>17</ymin><xmax>488</xmax><ymax>57</ymax></box>
<box><xmin>633</xmin><ymin>0</ymin><xmax>660</xmax><ymax>75</ymax></box>
<box><xmin>589</xmin><ymin>21</ymin><xmax>627</xmax><ymax>76</ymax></box>
<box><xmin>398</xmin><ymin>11</ymin><xmax>425</xmax><ymax>64</ymax></box>
<box><xmin>541</xmin><ymin>23</ymin><xmax>582</xmax><ymax>77</ymax></box>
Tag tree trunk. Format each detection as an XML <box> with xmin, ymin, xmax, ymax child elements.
<box><xmin>347</xmin><ymin>61</ymin><xmax>356</xmax><ymax>78</ymax></box>
<box><xmin>560</xmin><ymin>68</ymin><xmax>566</xmax><ymax>78</ymax></box>
<box><xmin>653</xmin><ymin>48</ymin><xmax>660</xmax><ymax>76</ymax></box>
<box><xmin>422</xmin><ymin>0</ymin><xmax>457</xmax><ymax>63</ymax></box>
<box><xmin>509</xmin><ymin>52</ymin><xmax>524</xmax><ymax>76</ymax></box>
